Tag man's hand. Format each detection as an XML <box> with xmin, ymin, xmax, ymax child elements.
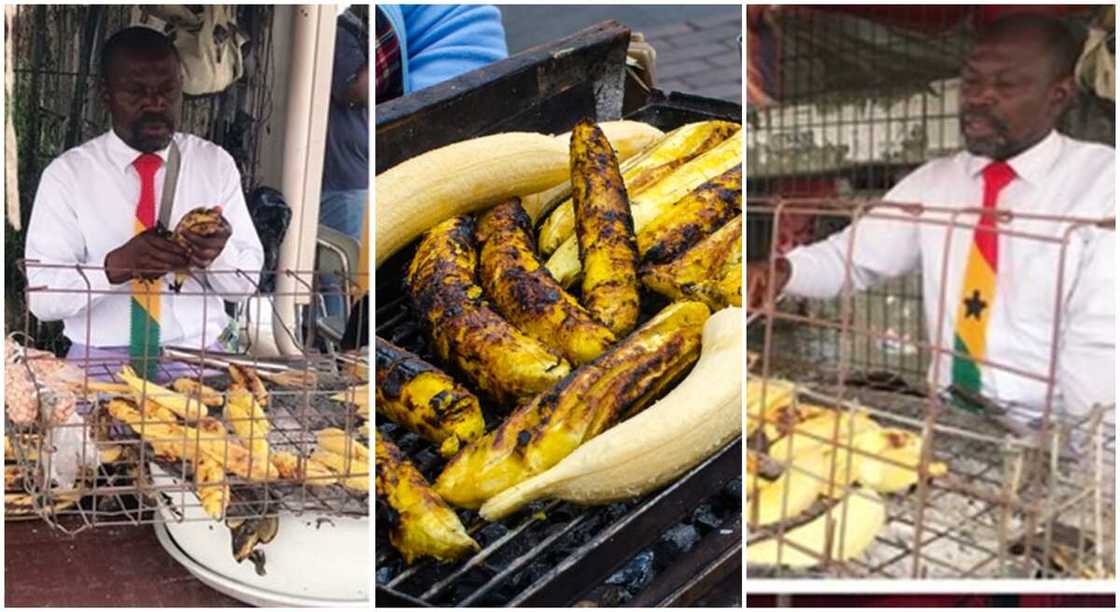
<box><xmin>104</xmin><ymin>228</ymin><xmax>190</xmax><ymax>284</ymax></box>
<box><xmin>747</xmin><ymin>257</ymin><xmax>792</xmax><ymax>311</ymax></box>
<box><xmin>179</xmin><ymin>215</ymin><xmax>232</xmax><ymax>270</ymax></box>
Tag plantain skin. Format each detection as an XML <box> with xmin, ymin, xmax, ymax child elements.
<box><xmin>375</xmin><ymin>433</ymin><xmax>479</xmax><ymax>564</ymax></box>
<box><xmin>375</xmin><ymin>337</ymin><xmax>484</xmax><ymax>458</ymax></box>
<box><xmin>570</xmin><ymin>119</ymin><xmax>641</xmax><ymax>336</ymax></box>
<box><xmin>639</xmin><ymin>165</ymin><xmax>742</xmax><ymax>265</ymax></box>
<box><xmin>641</xmin><ymin>214</ymin><xmax>743</xmax><ymax>309</ymax></box>
<box><xmin>433</xmin><ymin>301</ymin><xmax>711</xmax><ymax>509</ymax></box>
<box><xmin>477</xmin><ymin>199</ymin><xmax>615</xmax><ymax>365</ymax></box>
<box><xmin>406</xmin><ymin>216</ymin><xmax>571</xmax><ymax>406</ymax></box>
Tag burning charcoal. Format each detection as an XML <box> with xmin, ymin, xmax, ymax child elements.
<box><xmin>605</xmin><ymin>550</ymin><xmax>655</xmax><ymax>591</ymax></box>
<box><xmin>655</xmin><ymin>523</ymin><xmax>701</xmax><ymax>559</ymax></box>
<box><xmin>477</xmin><ymin>521</ymin><xmax>509</xmax><ymax>544</ymax></box>
<box><xmin>722</xmin><ymin>477</ymin><xmax>742</xmax><ymax>505</ymax></box>
<box><xmin>604</xmin><ymin>502</ymin><xmax>629</xmax><ymax>521</ymax></box>
<box><xmin>581</xmin><ymin>585</ymin><xmax>632</xmax><ymax>606</ymax></box>
<box><xmin>691</xmin><ymin>503</ymin><xmax>722</xmax><ymax>532</ymax></box>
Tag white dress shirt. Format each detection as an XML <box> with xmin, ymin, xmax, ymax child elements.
<box><xmin>25</xmin><ymin>130</ymin><xmax>264</xmax><ymax>349</ymax></box>
<box><xmin>785</xmin><ymin>130</ymin><xmax>1115</xmax><ymax>419</ymax></box>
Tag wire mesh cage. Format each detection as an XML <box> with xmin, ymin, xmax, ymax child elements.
<box><xmin>746</xmin><ymin>198</ymin><xmax>1116</xmax><ymax>579</ymax></box>
<box><xmin>6</xmin><ymin>263</ymin><xmax>369</xmax><ymax>541</ymax></box>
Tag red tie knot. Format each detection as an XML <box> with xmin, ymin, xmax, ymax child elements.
<box><xmin>133</xmin><ymin>153</ymin><xmax>163</xmax><ymax>179</ymax></box>
<box><xmin>981</xmin><ymin>161</ymin><xmax>1015</xmax><ymax>191</ymax></box>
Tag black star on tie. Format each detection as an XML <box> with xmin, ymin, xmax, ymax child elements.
<box><xmin>963</xmin><ymin>290</ymin><xmax>987</xmax><ymax>320</ymax></box>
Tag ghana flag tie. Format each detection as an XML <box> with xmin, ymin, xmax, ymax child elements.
<box><xmin>951</xmin><ymin>160</ymin><xmax>1015</xmax><ymax>407</ymax></box>
<box><xmin>129</xmin><ymin>153</ymin><xmax>164</xmax><ymax>379</ymax></box>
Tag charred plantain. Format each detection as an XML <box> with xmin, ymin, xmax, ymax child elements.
<box><xmin>476</xmin><ymin>199</ymin><xmax>615</xmax><ymax>365</ymax></box>
<box><xmin>376</xmin><ymin>433</ymin><xmax>478</xmax><ymax>564</ymax></box>
<box><xmin>639</xmin><ymin>165</ymin><xmax>741</xmax><ymax>265</ymax></box>
<box><xmin>376</xmin><ymin>337</ymin><xmax>484</xmax><ymax>458</ymax></box>
<box><xmin>433</xmin><ymin>301</ymin><xmax>711</xmax><ymax>509</ymax></box>
<box><xmin>642</xmin><ymin>214</ymin><xmax>742</xmax><ymax>309</ymax></box>
<box><xmin>406</xmin><ymin>215</ymin><xmax>570</xmax><ymax>405</ymax></box>
<box><xmin>570</xmin><ymin>119</ymin><xmax>641</xmax><ymax>337</ymax></box>
<box><xmin>170</xmin><ymin>206</ymin><xmax>226</xmax><ymax>292</ymax></box>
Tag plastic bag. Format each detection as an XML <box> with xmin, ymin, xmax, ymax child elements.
<box><xmin>246</xmin><ymin>186</ymin><xmax>292</xmax><ymax>293</ymax></box>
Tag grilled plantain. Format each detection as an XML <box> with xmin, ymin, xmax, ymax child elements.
<box><xmin>376</xmin><ymin>433</ymin><xmax>478</xmax><ymax>564</ymax></box>
<box><xmin>638</xmin><ymin>165</ymin><xmax>741</xmax><ymax>265</ymax></box>
<box><xmin>224</xmin><ymin>385</ymin><xmax>273</xmax><ymax>477</ymax></box>
<box><xmin>641</xmin><ymin>214</ymin><xmax>742</xmax><ymax>309</ymax></box>
<box><xmin>376</xmin><ymin>337</ymin><xmax>484</xmax><ymax>458</ymax></box>
<box><xmin>406</xmin><ymin>215</ymin><xmax>571</xmax><ymax>405</ymax></box>
<box><xmin>476</xmin><ymin>200</ymin><xmax>615</xmax><ymax>365</ymax></box>
<box><xmin>228</xmin><ymin>364</ymin><xmax>269</xmax><ymax>408</ymax></box>
<box><xmin>172</xmin><ymin>377</ymin><xmax>225</xmax><ymax>407</ymax></box>
<box><xmin>570</xmin><ymin>119</ymin><xmax>641</xmax><ymax>336</ymax></box>
<box><xmin>433</xmin><ymin>301</ymin><xmax>711</xmax><ymax>509</ymax></box>
<box><xmin>170</xmin><ymin>206</ymin><xmax>226</xmax><ymax>292</ymax></box>
<box><xmin>195</xmin><ymin>457</ymin><xmax>229</xmax><ymax>520</ymax></box>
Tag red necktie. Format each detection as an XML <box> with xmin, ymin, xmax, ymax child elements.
<box><xmin>129</xmin><ymin>153</ymin><xmax>164</xmax><ymax>379</ymax></box>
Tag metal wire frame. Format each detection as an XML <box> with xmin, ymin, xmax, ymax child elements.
<box><xmin>745</xmin><ymin>197</ymin><xmax>1116</xmax><ymax>579</ymax></box>
<box><xmin>7</xmin><ymin>263</ymin><xmax>369</xmax><ymax>534</ymax></box>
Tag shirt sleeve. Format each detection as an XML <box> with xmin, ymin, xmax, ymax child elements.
<box><xmin>402</xmin><ymin>4</ymin><xmax>508</xmax><ymax>93</ymax></box>
<box><xmin>784</xmin><ymin>169</ymin><xmax>926</xmax><ymax>299</ymax></box>
<box><xmin>203</xmin><ymin>154</ymin><xmax>264</xmax><ymax>300</ymax></box>
<box><xmin>24</xmin><ymin>162</ymin><xmax>118</xmax><ymax>322</ymax></box>
<box><xmin>1056</xmin><ymin>225</ymin><xmax>1115</xmax><ymax>418</ymax></box>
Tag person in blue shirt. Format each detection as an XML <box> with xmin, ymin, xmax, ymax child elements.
<box><xmin>375</xmin><ymin>4</ymin><xmax>508</xmax><ymax>102</ymax></box>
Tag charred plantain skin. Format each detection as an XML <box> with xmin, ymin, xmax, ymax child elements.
<box><xmin>170</xmin><ymin>206</ymin><xmax>225</xmax><ymax>292</ymax></box>
<box><xmin>375</xmin><ymin>433</ymin><xmax>479</xmax><ymax>564</ymax></box>
<box><xmin>642</xmin><ymin>214</ymin><xmax>743</xmax><ymax>309</ymax></box>
<box><xmin>639</xmin><ymin>165</ymin><xmax>742</xmax><ymax>265</ymax></box>
<box><xmin>570</xmin><ymin>119</ymin><xmax>641</xmax><ymax>337</ymax></box>
<box><xmin>433</xmin><ymin>301</ymin><xmax>711</xmax><ymax>509</ymax></box>
<box><xmin>477</xmin><ymin>199</ymin><xmax>615</xmax><ymax>365</ymax></box>
<box><xmin>375</xmin><ymin>337</ymin><xmax>484</xmax><ymax>458</ymax></box>
<box><xmin>406</xmin><ymin>216</ymin><xmax>571</xmax><ymax>406</ymax></box>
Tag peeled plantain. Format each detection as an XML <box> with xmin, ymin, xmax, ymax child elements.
<box><xmin>375</xmin><ymin>337</ymin><xmax>484</xmax><ymax>457</ymax></box>
<box><xmin>639</xmin><ymin>165</ymin><xmax>742</xmax><ymax>265</ymax></box>
<box><xmin>747</xmin><ymin>488</ymin><xmax>886</xmax><ymax>568</ymax></box>
<box><xmin>434</xmin><ymin>301</ymin><xmax>711</xmax><ymax>509</ymax></box>
<box><xmin>539</xmin><ymin>120</ymin><xmax>741</xmax><ymax>256</ymax></box>
<box><xmin>406</xmin><ymin>215</ymin><xmax>570</xmax><ymax>405</ymax></box>
<box><xmin>171</xmin><ymin>378</ymin><xmax>224</xmax><ymax>407</ymax></box>
<box><xmin>376</xmin><ymin>433</ymin><xmax>478</xmax><ymax>564</ymax></box>
<box><xmin>170</xmin><ymin>206</ymin><xmax>225</xmax><ymax>292</ymax></box>
<box><xmin>641</xmin><ymin>214</ymin><xmax>742</xmax><ymax>309</ymax></box>
<box><xmin>476</xmin><ymin>200</ymin><xmax>615</xmax><ymax>365</ymax></box>
<box><xmin>195</xmin><ymin>457</ymin><xmax>230</xmax><ymax>520</ymax></box>
<box><xmin>570</xmin><ymin>119</ymin><xmax>641</xmax><ymax>336</ymax></box>
<box><xmin>119</xmin><ymin>365</ymin><xmax>205</xmax><ymax>422</ymax></box>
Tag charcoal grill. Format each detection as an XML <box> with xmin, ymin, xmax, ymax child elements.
<box><xmin>375</xmin><ymin>21</ymin><xmax>743</xmax><ymax>607</ymax></box>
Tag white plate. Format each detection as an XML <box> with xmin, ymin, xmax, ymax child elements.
<box><xmin>150</xmin><ymin>464</ymin><xmax>370</xmax><ymax>607</ymax></box>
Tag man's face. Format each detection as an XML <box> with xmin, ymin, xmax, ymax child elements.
<box><xmin>959</xmin><ymin>33</ymin><xmax>1072</xmax><ymax>160</ymax></box>
<box><xmin>102</xmin><ymin>51</ymin><xmax>182</xmax><ymax>153</ymax></box>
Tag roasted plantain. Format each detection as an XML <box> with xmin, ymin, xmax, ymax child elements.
<box><xmin>570</xmin><ymin>119</ymin><xmax>641</xmax><ymax>336</ymax></box>
<box><xmin>170</xmin><ymin>206</ymin><xmax>226</xmax><ymax>292</ymax></box>
<box><xmin>228</xmin><ymin>364</ymin><xmax>269</xmax><ymax>408</ymax></box>
<box><xmin>476</xmin><ymin>200</ymin><xmax>615</xmax><ymax>365</ymax></box>
<box><xmin>171</xmin><ymin>377</ymin><xmax>225</xmax><ymax>407</ymax></box>
<box><xmin>638</xmin><ymin>165</ymin><xmax>741</xmax><ymax>265</ymax></box>
<box><xmin>641</xmin><ymin>214</ymin><xmax>742</xmax><ymax>309</ymax></box>
<box><xmin>195</xmin><ymin>457</ymin><xmax>229</xmax><ymax>520</ymax></box>
<box><xmin>433</xmin><ymin>301</ymin><xmax>711</xmax><ymax>509</ymax></box>
<box><xmin>406</xmin><ymin>215</ymin><xmax>570</xmax><ymax>405</ymax></box>
<box><xmin>376</xmin><ymin>433</ymin><xmax>478</xmax><ymax>564</ymax></box>
<box><xmin>375</xmin><ymin>337</ymin><xmax>484</xmax><ymax>458</ymax></box>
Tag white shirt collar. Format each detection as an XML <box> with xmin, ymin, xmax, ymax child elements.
<box><xmin>964</xmin><ymin>130</ymin><xmax>1063</xmax><ymax>187</ymax></box>
<box><xmin>105</xmin><ymin>128</ymin><xmax>174</xmax><ymax>173</ymax></box>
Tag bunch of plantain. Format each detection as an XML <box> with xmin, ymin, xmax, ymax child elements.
<box><xmin>406</xmin><ymin>215</ymin><xmax>570</xmax><ymax>405</ymax></box>
<box><xmin>376</xmin><ymin>433</ymin><xmax>478</xmax><ymax>564</ymax></box>
<box><xmin>641</xmin><ymin>214</ymin><xmax>742</xmax><ymax>310</ymax></box>
<box><xmin>539</xmin><ymin>120</ymin><xmax>740</xmax><ymax>256</ymax></box>
<box><xmin>375</xmin><ymin>337</ymin><xmax>485</xmax><ymax>457</ymax></box>
<box><xmin>546</xmin><ymin>129</ymin><xmax>743</xmax><ymax>288</ymax></box>
<box><xmin>638</xmin><ymin>165</ymin><xmax>742</xmax><ymax>265</ymax></box>
<box><xmin>481</xmin><ymin>306</ymin><xmax>742</xmax><ymax>520</ymax></box>
<box><xmin>434</xmin><ymin>301</ymin><xmax>711</xmax><ymax>509</ymax></box>
<box><xmin>569</xmin><ymin>119</ymin><xmax>642</xmax><ymax>337</ymax></box>
<box><xmin>378</xmin><ymin>122</ymin><xmax>664</xmax><ymax>266</ymax></box>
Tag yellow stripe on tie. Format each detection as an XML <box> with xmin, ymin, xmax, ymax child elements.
<box><xmin>954</xmin><ymin>241</ymin><xmax>996</xmax><ymax>361</ymax></box>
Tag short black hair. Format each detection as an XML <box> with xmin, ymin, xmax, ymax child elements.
<box><xmin>99</xmin><ymin>26</ymin><xmax>180</xmax><ymax>81</ymax></box>
<box><xmin>977</xmin><ymin>13</ymin><xmax>1081</xmax><ymax>80</ymax></box>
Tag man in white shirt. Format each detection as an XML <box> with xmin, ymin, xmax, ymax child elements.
<box><xmin>747</xmin><ymin>14</ymin><xmax>1115</xmax><ymax>422</ymax></box>
<box><xmin>24</xmin><ymin>27</ymin><xmax>263</xmax><ymax>378</ymax></box>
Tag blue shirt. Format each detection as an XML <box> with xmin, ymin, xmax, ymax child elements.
<box><xmin>323</xmin><ymin>8</ymin><xmax>369</xmax><ymax>191</ymax></box>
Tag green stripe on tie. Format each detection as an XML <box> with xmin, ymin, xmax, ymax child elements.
<box><xmin>950</xmin><ymin>334</ymin><xmax>982</xmax><ymax>413</ymax></box>
<box><xmin>129</xmin><ymin>296</ymin><xmax>160</xmax><ymax>380</ymax></box>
